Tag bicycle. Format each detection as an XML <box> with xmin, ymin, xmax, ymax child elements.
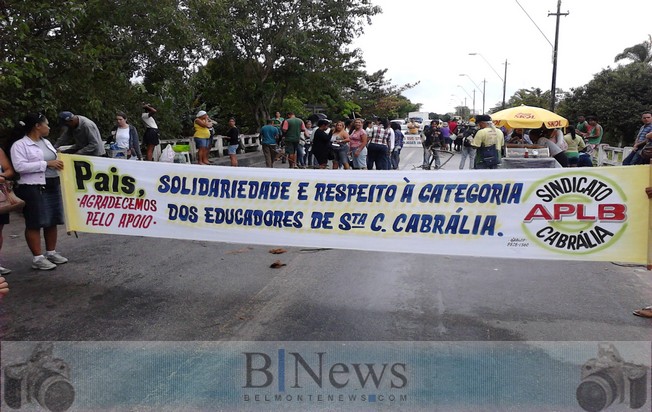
<box><xmin>412</xmin><ymin>145</ymin><xmax>455</xmax><ymax>170</ymax></box>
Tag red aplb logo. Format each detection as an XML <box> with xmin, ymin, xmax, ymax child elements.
<box><xmin>524</xmin><ymin>203</ymin><xmax>627</xmax><ymax>222</ymax></box>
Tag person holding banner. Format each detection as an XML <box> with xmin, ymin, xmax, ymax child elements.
<box><xmin>633</xmin><ymin>186</ymin><xmax>652</xmax><ymax>318</ymax></box>
<box><xmin>8</xmin><ymin>113</ymin><xmax>67</xmax><ymax>271</ymax></box>
<box><xmin>55</xmin><ymin>111</ymin><xmax>106</xmax><ymax>156</ymax></box>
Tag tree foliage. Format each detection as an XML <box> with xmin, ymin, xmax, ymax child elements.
<box><xmin>198</xmin><ymin>0</ymin><xmax>381</xmax><ymax>127</ymax></box>
<box><xmin>489</xmin><ymin>88</ymin><xmax>551</xmax><ymax>113</ymax></box>
<box><xmin>454</xmin><ymin>106</ymin><xmax>471</xmax><ymax>119</ymax></box>
<box><xmin>614</xmin><ymin>35</ymin><xmax>652</xmax><ymax>65</ymax></box>
<box><xmin>558</xmin><ymin>63</ymin><xmax>652</xmax><ymax>146</ymax></box>
<box><xmin>347</xmin><ymin>69</ymin><xmax>419</xmax><ymax>119</ymax></box>
<box><xmin>0</xmin><ymin>0</ymin><xmax>225</xmax><ymax>137</ymax></box>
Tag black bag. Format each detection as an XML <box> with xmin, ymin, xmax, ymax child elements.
<box><xmin>480</xmin><ymin>144</ymin><xmax>500</xmax><ymax>167</ymax></box>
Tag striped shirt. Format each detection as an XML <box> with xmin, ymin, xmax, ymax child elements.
<box><xmin>369</xmin><ymin>126</ymin><xmax>393</xmax><ymax>150</ymax></box>
<box><xmin>635</xmin><ymin>124</ymin><xmax>652</xmax><ymax>145</ymax></box>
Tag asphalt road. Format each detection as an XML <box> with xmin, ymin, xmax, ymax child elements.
<box><xmin>0</xmin><ymin>147</ymin><xmax>649</xmax><ymax>342</ymax></box>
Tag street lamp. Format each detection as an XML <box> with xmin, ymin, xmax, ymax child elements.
<box><xmin>469</xmin><ymin>53</ymin><xmax>508</xmax><ymax>109</ymax></box>
<box><xmin>459</xmin><ymin>74</ymin><xmax>486</xmax><ymax>114</ymax></box>
<box><xmin>450</xmin><ymin>94</ymin><xmax>465</xmax><ymax>111</ymax></box>
<box><xmin>457</xmin><ymin>85</ymin><xmax>475</xmax><ymax>115</ymax></box>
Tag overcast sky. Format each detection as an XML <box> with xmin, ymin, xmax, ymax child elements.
<box><xmin>352</xmin><ymin>0</ymin><xmax>651</xmax><ymax>114</ymax></box>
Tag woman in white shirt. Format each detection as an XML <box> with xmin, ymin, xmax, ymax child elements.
<box><xmin>7</xmin><ymin>113</ymin><xmax>66</xmax><ymax>271</ymax></box>
<box><xmin>111</xmin><ymin>112</ymin><xmax>142</xmax><ymax>160</ymax></box>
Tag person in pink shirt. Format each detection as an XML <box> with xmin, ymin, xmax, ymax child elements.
<box><xmin>348</xmin><ymin>119</ymin><xmax>368</xmax><ymax>169</ymax></box>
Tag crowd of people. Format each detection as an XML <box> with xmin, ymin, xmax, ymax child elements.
<box><xmin>256</xmin><ymin>111</ymin><xmax>652</xmax><ymax>172</ymax></box>
<box><xmin>443</xmin><ymin>111</ymin><xmax>652</xmax><ymax>170</ymax></box>
<box><xmin>259</xmin><ymin>113</ymin><xmax>406</xmax><ymax>170</ymax></box>
<box><xmin>0</xmin><ymin>106</ymin><xmax>157</xmax><ymax>283</ymax></box>
<box><xmin>1</xmin><ymin>108</ymin><xmax>651</xmax><ymax>308</ymax></box>
<box><xmin>53</xmin><ymin>105</ymin><xmax>162</xmax><ymax>161</ymax></box>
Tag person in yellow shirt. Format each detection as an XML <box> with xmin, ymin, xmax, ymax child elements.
<box><xmin>563</xmin><ymin>125</ymin><xmax>586</xmax><ymax>167</ymax></box>
<box><xmin>407</xmin><ymin>121</ymin><xmax>419</xmax><ymax>135</ymax></box>
<box><xmin>471</xmin><ymin>114</ymin><xmax>503</xmax><ymax>169</ymax></box>
<box><xmin>194</xmin><ymin>110</ymin><xmax>214</xmax><ymax>165</ymax></box>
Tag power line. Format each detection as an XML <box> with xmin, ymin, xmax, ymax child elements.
<box><xmin>548</xmin><ymin>0</ymin><xmax>569</xmax><ymax>111</ymax></box>
<box><xmin>514</xmin><ymin>0</ymin><xmax>554</xmax><ymax>48</ymax></box>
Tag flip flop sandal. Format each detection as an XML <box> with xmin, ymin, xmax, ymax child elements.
<box><xmin>632</xmin><ymin>306</ymin><xmax>652</xmax><ymax>318</ymax></box>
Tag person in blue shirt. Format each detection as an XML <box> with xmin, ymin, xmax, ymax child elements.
<box><xmin>390</xmin><ymin>122</ymin><xmax>404</xmax><ymax>169</ymax></box>
<box><xmin>623</xmin><ymin>111</ymin><xmax>652</xmax><ymax>165</ymax></box>
<box><xmin>260</xmin><ymin>119</ymin><xmax>280</xmax><ymax>168</ymax></box>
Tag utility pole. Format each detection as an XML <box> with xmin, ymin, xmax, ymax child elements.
<box><xmin>482</xmin><ymin>79</ymin><xmax>486</xmax><ymax>114</ymax></box>
<box><xmin>502</xmin><ymin>59</ymin><xmax>508</xmax><ymax>109</ymax></box>
<box><xmin>469</xmin><ymin>53</ymin><xmax>509</xmax><ymax>110</ymax></box>
<box><xmin>548</xmin><ymin>0</ymin><xmax>568</xmax><ymax>111</ymax></box>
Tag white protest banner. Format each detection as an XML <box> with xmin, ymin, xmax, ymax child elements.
<box><xmin>402</xmin><ymin>133</ymin><xmax>423</xmax><ymax>147</ymax></box>
<box><xmin>59</xmin><ymin>154</ymin><xmax>651</xmax><ymax>264</ymax></box>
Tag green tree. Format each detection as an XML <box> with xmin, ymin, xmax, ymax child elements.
<box><xmin>614</xmin><ymin>35</ymin><xmax>652</xmax><ymax>65</ymax></box>
<box><xmin>501</xmin><ymin>88</ymin><xmax>551</xmax><ymax>110</ymax></box>
<box><xmin>0</xmin><ymin>0</ymin><xmax>223</xmax><ymax>137</ymax></box>
<box><xmin>455</xmin><ymin>106</ymin><xmax>471</xmax><ymax>119</ymax></box>
<box><xmin>558</xmin><ymin>63</ymin><xmax>652</xmax><ymax>146</ymax></box>
<box><xmin>350</xmin><ymin>69</ymin><xmax>419</xmax><ymax>119</ymax></box>
<box><xmin>1</xmin><ymin>0</ymin><xmax>423</xmax><ymax>140</ymax></box>
<box><xmin>199</xmin><ymin>0</ymin><xmax>381</xmax><ymax>127</ymax></box>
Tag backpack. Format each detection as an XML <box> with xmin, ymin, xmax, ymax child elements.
<box><xmin>480</xmin><ymin>144</ymin><xmax>500</xmax><ymax>167</ymax></box>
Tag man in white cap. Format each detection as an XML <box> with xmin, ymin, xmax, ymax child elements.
<box><xmin>55</xmin><ymin>111</ymin><xmax>106</xmax><ymax>156</ymax></box>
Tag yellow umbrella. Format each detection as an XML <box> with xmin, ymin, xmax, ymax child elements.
<box><xmin>490</xmin><ymin>105</ymin><xmax>569</xmax><ymax>129</ymax></box>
